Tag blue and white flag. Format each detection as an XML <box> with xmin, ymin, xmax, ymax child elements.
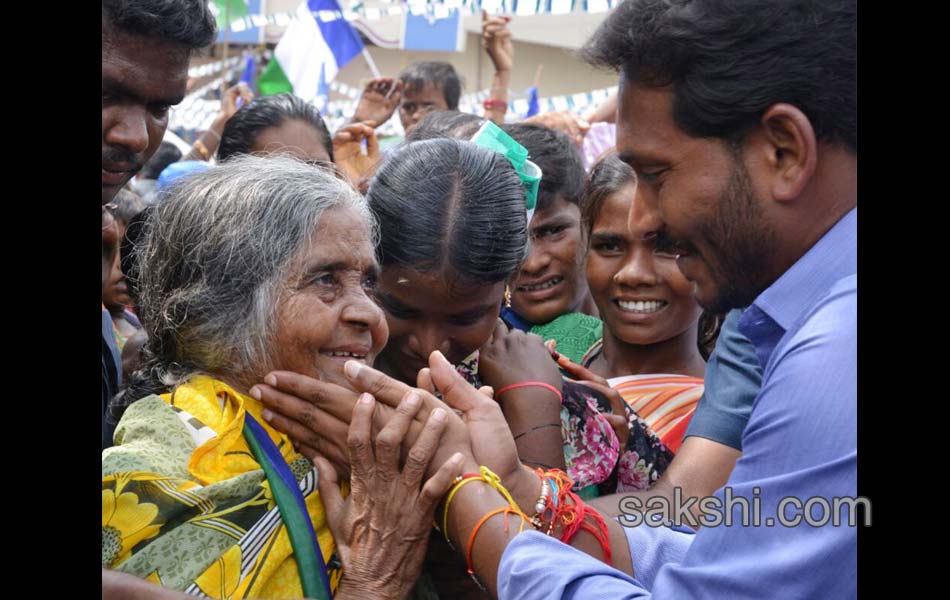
<box><xmin>258</xmin><ymin>0</ymin><xmax>364</xmax><ymax>101</ymax></box>
<box><xmin>525</xmin><ymin>86</ymin><xmax>540</xmax><ymax>117</ymax></box>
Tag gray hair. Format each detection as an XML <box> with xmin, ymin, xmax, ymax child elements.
<box><xmin>112</xmin><ymin>154</ymin><xmax>374</xmax><ymax>420</ymax></box>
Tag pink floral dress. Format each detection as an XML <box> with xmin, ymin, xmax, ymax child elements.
<box><xmin>457</xmin><ymin>351</ymin><xmax>673</xmax><ymax>498</ymax></box>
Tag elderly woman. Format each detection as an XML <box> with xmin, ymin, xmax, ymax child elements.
<box><xmin>102</xmin><ymin>155</ymin><xmax>461</xmax><ymax>599</ymax></box>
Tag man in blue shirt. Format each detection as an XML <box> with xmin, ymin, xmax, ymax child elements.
<box><xmin>684</xmin><ymin>308</ymin><xmax>762</xmax><ymax>453</ymax></box>
<box><xmin>496</xmin><ymin>0</ymin><xmax>858</xmax><ymax>597</ymax></box>
<box><xmin>590</xmin><ymin>307</ymin><xmax>763</xmax><ymax>526</ymax></box>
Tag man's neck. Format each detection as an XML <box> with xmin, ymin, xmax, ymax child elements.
<box><xmin>768</xmin><ymin>145</ymin><xmax>857</xmax><ymax>289</ymax></box>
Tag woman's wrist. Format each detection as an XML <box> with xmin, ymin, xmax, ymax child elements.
<box><xmin>335</xmin><ymin>575</ymin><xmax>404</xmax><ymax>600</ymax></box>
<box><xmin>495</xmin><ymin>380</ymin><xmax>563</xmax><ymax>402</ymax></box>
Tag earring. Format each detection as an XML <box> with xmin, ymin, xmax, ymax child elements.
<box><xmin>504</xmin><ymin>285</ymin><xmax>512</xmax><ymax>308</ymax></box>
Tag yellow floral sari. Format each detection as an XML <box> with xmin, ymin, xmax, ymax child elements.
<box><xmin>102</xmin><ymin>376</ymin><xmax>343</xmax><ymax>598</ymax></box>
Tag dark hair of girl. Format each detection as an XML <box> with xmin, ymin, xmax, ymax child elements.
<box><xmin>366</xmin><ymin>138</ymin><xmax>528</xmax><ymax>283</ymax></box>
<box><xmin>580</xmin><ymin>153</ymin><xmax>635</xmax><ymax>237</ymax></box>
<box><xmin>217</xmin><ymin>93</ymin><xmax>334</xmax><ymax>162</ymax></box>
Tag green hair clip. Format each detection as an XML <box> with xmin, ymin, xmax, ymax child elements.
<box><xmin>470</xmin><ymin>120</ymin><xmax>542</xmax><ymax>223</ymax></box>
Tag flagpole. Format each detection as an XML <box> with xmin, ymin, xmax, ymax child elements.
<box><xmin>221</xmin><ymin>2</ymin><xmax>231</xmax><ymax>95</ymax></box>
<box><xmin>361</xmin><ymin>47</ymin><xmax>382</xmax><ymax>79</ymax></box>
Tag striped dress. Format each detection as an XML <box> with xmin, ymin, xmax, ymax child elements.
<box><xmin>583</xmin><ymin>340</ymin><xmax>704</xmax><ymax>454</ymax></box>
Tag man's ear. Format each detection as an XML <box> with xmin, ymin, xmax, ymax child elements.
<box><xmin>749</xmin><ymin>103</ymin><xmax>818</xmax><ymax>203</ymax></box>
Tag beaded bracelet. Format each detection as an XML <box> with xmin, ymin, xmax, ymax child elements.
<box><xmin>529</xmin><ymin>477</ymin><xmax>551</xmax><ymax>529</ymax></box>
<box><xmin>533</xmin><ymin>468</ymin><xmax>613</xmax><ymax>565</ymax></box>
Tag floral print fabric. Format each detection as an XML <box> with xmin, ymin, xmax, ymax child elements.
<box><xmin>456</xmin><ymin>354</ymin><xmax>672</xmax><ymax>497</ymax></box>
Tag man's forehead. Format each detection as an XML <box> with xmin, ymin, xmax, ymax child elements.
<box><xmin>103</xmin><ymin>20</ymin><xmax>190</xmax><ymax>77</ymax></box>
<box><xmin>618</xmin><ymin>83</ymin><xmax>675</xmax><ymax>145</ymax></box>
<box><xmin>103</xmin><ymin>29</ymin><xmax>189</xmax><ymax>100</ymax></box>
<box><xmin>532</xmin><ymin>198</ymin><xmax>579</xmax><ymax>223</ymax></box>
<box><xmin>402</xmin><ymin>82</ymin><xmax>445</xmax><ymax>103</ymax></box>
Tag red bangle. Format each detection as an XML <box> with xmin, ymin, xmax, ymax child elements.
<box><xmin>483</xmin><ymin>98</ymin><xmax>508</xmax><ymax>112</ymax></box>
<box><xmin>495</xmin><ymin>381</ymin><xmax>563</xmax><ymax>402</ymax></box>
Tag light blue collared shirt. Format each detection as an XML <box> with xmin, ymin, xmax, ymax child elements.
<box><xmin>498</xmin><ymin>208</ymin><xmax>858</xmax><ymax>599</ymax></box>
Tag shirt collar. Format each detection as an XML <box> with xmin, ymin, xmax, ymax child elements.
<box><xmin>753</xmin><ymin>207</ymin><xmax>856</xmax><ymax>333</ymax></box>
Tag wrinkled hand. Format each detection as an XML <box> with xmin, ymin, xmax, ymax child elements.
<box><xmin>556</xmin><ymin>354</ymin><xmax>630</xmax><ymax>448</ymax></box>
<box><xmin>345</xmin><ymin>353</ymin><xmax>543</xmax><ymax>510</ymax></box>
<box><xmin>343</xmin><ymin>354</ymin><xmax>524</xmax><ymax>485</ymax></box>
<box><xmin>478</xmin><ymin>320</ymin><xmax>562</xmax><ymax>396</ymax></box>
<box><xmin>333</xmin><ymin>121</ymin><xmax>380</xmax><ymax>184</ymax></box>
<box><xmin>253</xmin><ymin>352</ymin><xmax>538</xmax><ymax>511</ymax></box>
<box><xmin>523</xmin><ymin>110</ymin><xmax>591</xmax><ymax>146</ymax></box>
<box><xmin>324</xmin><ymin>392</ymin><xmax>465</xmax><ymax>600</ymax></box>
<box><xmin>482</xmin><ymin>10</ymin><xmax>514</xmax><ymax>73</ymax></box>
<box><xmin>252</xmin><ymin>373</ymin><xmax>359</xmax><ymax>479</ymax></box>
<box><xmin>252</xmin><ymin>365</ymin><xmax>474</xmax><ymax>481</ymax></box>
<box><xmin>351</xmin><ymin>77</ymin><xmax>402</xmax><ymax>126</ymax></box>
<box><xmin>220</xmin><ymin>81</ymin><xmax>254</xmax><ymax>120</ymax></box>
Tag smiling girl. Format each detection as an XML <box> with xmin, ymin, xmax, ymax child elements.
<box><xmin>573</xmin><ymin>154</ymin><xmax>717</xmax><ymax>462</ymax></box>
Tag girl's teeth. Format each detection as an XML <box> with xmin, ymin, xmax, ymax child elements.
<box><xmin>521</xmin><ymin>277</ymin><xmax>562</xmax><ymax>291</ymax></box>
<box><xmin>617</xmin><ymin>300</ymin><xmax>665</xmax><ymax>313</ymax></box>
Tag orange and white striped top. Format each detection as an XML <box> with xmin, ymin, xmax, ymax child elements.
<box><xmin>607</xmin><ymin>374</ymin><xmax>704</xmax><ymax>454</ymax></box>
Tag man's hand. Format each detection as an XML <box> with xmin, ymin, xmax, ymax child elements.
<box><xmin>351</xmin><ymin>77</ymin><xmax>402</xmax><ymax>126</ymax></box>
<box><xmin>524</xmin><ymin>110</ymin><xmax>591</xmax><ymax>146</ymax></box>
<box><xmin>220</xmin><ymin>81</ymin><xmax>254</xmax><ymax>120</ymax></box>
<box><xmin>483</xmin><ymin>10</ymin><xmax>514</xmax><ymax>73</ymax></box>
<box><xmin>556</xmin><ymin>353</ymin><xmax>630</xmax><ymax>447</ymax></box>
<box><xmin>323</xmin><ymin>393</ymin><xmax>465</xmax><ymax>600</ymax></box>
<box><xmin>332</xmin><ymin>121</ymin><xmax>380</xmax><ymax>185</ymax></box>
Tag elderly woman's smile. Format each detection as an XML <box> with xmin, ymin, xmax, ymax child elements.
<box><xmin>272</xmin><ymin>206</ymin><xmax>389</xmax><ymax>389</ymax></box>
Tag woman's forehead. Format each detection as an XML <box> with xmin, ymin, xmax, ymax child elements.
<box><xmin>380</xmin><ymin>267</ymin><xmax>503</xmax><ymax>307</ymax></box>
<box><xmin>299</xmin><ymin>207</ymin><xmax>376</xmax><ymax>268</ymax></box>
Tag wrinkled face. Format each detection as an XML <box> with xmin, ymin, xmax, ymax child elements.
<box><xmin>375</xmin><ymin>268</ymin><xmax>504</xmax><ymax>384</ymax></box>
<box><xmin>102</xmin><ymin>19</ymin><xmax>189</xmax><ymax>204</ymax></box>
<box><xmin>586</xmin><ymin>182</ymin><xmax>702</xmax><ymax>346</ymax></box>
<box><xmin>272</xmin><ymin>207</ymin><xmax>388</xmax><ymax>389</ymax></box>
<box><xmin>398</xmin><ymin>82</ymin><xmax>449</xmax><ymax>132</ymax></box>
<box><xmin>616</xmin><ymin>81</ymin><xmax>775</xmax><ymax>313</ymax></box>
<box><xmin>511</xmin><ymin>196</ymin><xmax>587</xmax><ymax>325</ymax></box>
<box><xmin>249</xmin><ymin>119</ymin><xmax>332</xmax><ymax>166</ymax></box>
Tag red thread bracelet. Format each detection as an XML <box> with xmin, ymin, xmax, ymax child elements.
<box><xmin>483</xmin><ymin>98</ymin><xmax>509</xmax><ymax>112</ymax></box>
<box><xmin>495</xmin><ymin>381</ymin><xmax>563</xmax><ymax>402</ymax></box>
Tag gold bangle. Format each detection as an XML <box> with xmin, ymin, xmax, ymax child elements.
<box><xmin>193</xmin><ymin>139</ymin><xmax>210</xmax><ymax>160</ymax></box>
